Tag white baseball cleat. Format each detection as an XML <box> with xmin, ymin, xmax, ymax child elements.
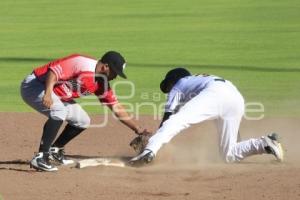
<box><xmin>263</xmin><ymin>133</ymin><xmax>284</xmax><ymax>162</ymax></box>
<box><xmin>129</xmin><ymin>149</ymin><xmax>155</xmax><ymax>167</ymax></box>
<box><xmin>30</xmin><ymin>152</ymin><xmax>58</xmax><ymax>172</ymax></box>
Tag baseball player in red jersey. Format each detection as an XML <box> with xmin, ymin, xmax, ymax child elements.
<box><xmin>21</xmin><ymin>51</ymin><xmax>150</xmax><ymax>171</ymax></box>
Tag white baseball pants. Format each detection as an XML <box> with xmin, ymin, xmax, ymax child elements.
<box><xmin>20</xmin><ymin>73</ymin><xmax>90</xmax><ymax>128</ymax></box>
<box><xmin>146</xmin><ymin>81</ymin><xmax>266</xmax><ymax>162</ymax></box>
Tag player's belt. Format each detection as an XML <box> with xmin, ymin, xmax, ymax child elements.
<box><xmin>214</xmin><ymin>78</ymin><xmax>225</xmax><ymax>82</ymax></box>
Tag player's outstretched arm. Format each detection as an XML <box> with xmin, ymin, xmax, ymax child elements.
<box><xmin>108</xmin><ymin>103</ymin><xmax>151</xmax><ymax>135</ymax></box>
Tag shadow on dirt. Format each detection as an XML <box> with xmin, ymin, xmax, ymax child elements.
<box><xmin>0</xmin><ymin>159</ymin><xmax>29</xmax><ymax>165</ymax></box>
<box><xmin>0</xmin><ymin>156</ymin><xmax>133</xmax><ymax>172</ymax></box>
<box><xmin>0</xmin><ymin>159</ymin><xmax>34</xmax><ymax>172</ymax></box>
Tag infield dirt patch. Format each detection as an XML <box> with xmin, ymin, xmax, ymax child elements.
<box><xmin>0</xmin><ymin>113</ymin><xmax>299</xmax><ymax>200</ymax></box>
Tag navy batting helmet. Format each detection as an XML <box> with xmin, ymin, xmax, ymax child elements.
<box><xmin>160</xmin><ymin>67</ymin><xmax>191</xmax><ymax>93</ymax></box>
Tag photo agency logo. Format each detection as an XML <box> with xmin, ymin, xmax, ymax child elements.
<box><xmin>110</xmin><ymin>80</ymin><xmax>265</xmax><ymax>121</ymax></box>
<box><xmin>78</xmin><ymin>78</ymin><xmax>265</xmax><ymax>127</ymax></box>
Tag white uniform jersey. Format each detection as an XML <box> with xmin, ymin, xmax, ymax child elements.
<box><xmin>165</xmin><ymin>75</ymin><xmax>223</xmax><ymax>113</ymax></box>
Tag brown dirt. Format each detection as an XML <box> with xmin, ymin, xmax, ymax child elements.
<box><xmin>0</xmin><ymin>112</ymin><xmax>299</xmax><ymax>200</ymax></box>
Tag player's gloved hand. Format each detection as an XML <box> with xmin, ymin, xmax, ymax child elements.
<box><xmin>130</xmin><ymin>134</ymin><xmax>152</xmax><ymax>154</ymax></box>
<box><xmin>131</xmin><ymin>127</ymin><xmax>153</xmax><ymax>154</ymax></box>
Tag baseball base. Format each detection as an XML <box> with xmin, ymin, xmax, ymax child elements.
<box><xmin>76</xmin><ymin>158</ymin><xmax>126</xmax><ymax>169</ymax></box>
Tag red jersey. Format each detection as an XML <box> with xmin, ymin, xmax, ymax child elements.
<box><xmin>33</xmin><ymin>54</ymin><xmax>118</xmax><ymax>105</ymax></box>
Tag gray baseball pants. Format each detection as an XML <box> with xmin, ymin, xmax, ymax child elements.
<box><xmin>20</xmin><ymin>73</ymin><xmax>90</xmax><ymax>128</ymax></box>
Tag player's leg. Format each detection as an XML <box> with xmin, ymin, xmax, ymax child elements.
<box><xmin>21</xmin><ymin>78</ymin><xmax>67</xmax><ymax>150</ymax></box>
<box><xmin>52</xmin><ymin>103</ymin><xmax>90</xmax><ymax>148</ymax></box>
<box><xmin>217</xmin><ymin>117</ymin><xmax>264</xmax><ymax>162</ymax></box>
<box><xmin>217</xmin><ymin>82</ymin><xmax>283</xmax><ymax>162</ymax></box>
<box><xmin>129</xmin><ymin>89</ymin><xmax>221</xmax><ymax>166</ymax></box>
<box><xmin>21</xmin><ymin>74</ymin><xmax>67</xmax><ymax>171</ymax></box>
<box><xmin>50</xmin><ymin>103</ymin><xmax>90</xmax><ymax>165</ymax></box>
<box><xmin>218</xmin><ymin>118</ymin><xmax>283</xmax><ymax>162</ymax></box>
<box><xmin>146</xmin><ymin>89</ymin><xmax>220</xmax><ymax>156</ymax></box>
<box><xmin>215</xmin><ymin>81</ymin><xmax>263</xmax><ymax>162</ymax></box>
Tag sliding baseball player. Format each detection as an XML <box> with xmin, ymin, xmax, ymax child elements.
<box><xmin>129</xmin><ymin>67</ymin><xmax>284</xmax><ymax>166</ymax></box>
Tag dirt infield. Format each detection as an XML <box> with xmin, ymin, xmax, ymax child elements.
<box><xmin>0</xmin><ymin>113</ymin><xmax>299</xmax><ymax>200</ymax></box>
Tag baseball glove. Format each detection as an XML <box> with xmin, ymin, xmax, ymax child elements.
<box><xmin>130</xmin><ymin>134</ymin><xmax>151</xmax><ymax>154</ymax></box>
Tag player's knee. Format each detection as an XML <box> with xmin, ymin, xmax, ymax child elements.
<box><xmin>224</xmin><ymin>154</ymin><xmax>236</xmax><ymax>163</ymax></box>
<box><xmin>71</xmin><ymin>115</ymin><xmax>91</xmax><ymax>129</ymax></box>
<box><xmin>79</xmin><ymin>115</ymin><xmax>91</xmax><ymax>128</ymax></box>
<box><xmin>223</xmin><ymin>149</ymin><xmax>242</xmax><ymax>163</ymax></box>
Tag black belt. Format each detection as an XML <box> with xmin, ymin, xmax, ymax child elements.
<box><xmin>214</xmin><ymin>78</ymin><xmax>225</xmax><ymax>82</ymax></box>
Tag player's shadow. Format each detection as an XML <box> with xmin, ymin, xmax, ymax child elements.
<box><xmin>0</xmin><ymin>159</ymin><xmax>34</xmax><ymax>173</ymax></box>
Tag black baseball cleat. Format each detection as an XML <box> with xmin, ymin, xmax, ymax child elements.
<box><xmin>49</xmin><ymin>147</ymin><xmax>74</xmax><ymax>165</ymax></box>
<box><xmin>129</xmin><ymin>150</ymin><xmax>155</xmax><ymax>167</ymax></box>
<box><xmin>30</xmin><ymin>152</ymin><xmax>58</xmax><ymax>172</ymax></box>
<box><xmin>263</xmin><ymin>133</ymin><xmax>284</xmax><ymax>162</ymax></box>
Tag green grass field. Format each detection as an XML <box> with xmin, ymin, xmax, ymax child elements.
<box><xmin>0</xmin><ymin>0</ymin><xmax>299</xmax><ymax>116</ymax></box>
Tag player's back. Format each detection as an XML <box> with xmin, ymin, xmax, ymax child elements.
<box><xmin>33</xmin><ymin>54</ymin><xmax>97</xmax><ymax>81</ymax></box>
<box><xmin>173</xmin><ymin>74</ymin><xmax>222</xmax><ymax>102</ymax></box>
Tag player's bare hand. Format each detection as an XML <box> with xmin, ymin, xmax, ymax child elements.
<box><xmin>42</xmin><ymin>94</ymin><xmax>53</xmax><ymax>108</ymax></box>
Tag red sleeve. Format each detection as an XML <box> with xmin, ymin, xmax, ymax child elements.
<box><xmin>99</xmin><ymin>89</ymin><xmax>118</xmax><ymax>105</ymax></box>
<box><xmin>95</xmin><ymin>83</ymin><xmax>118</xmax><ymax>105</ymax></box>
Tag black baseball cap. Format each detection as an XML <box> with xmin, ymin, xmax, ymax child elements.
<box><xmin>160</xmin><ymin>67</ymin><xmax>191</xmax><ymax>93</ymax></box>
<box><xmin>100</xmin><ymin>51</ymin><xmax>127</xmax><ymax>79</ymax></box>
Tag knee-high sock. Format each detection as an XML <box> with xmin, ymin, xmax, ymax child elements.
<box><xmin>39</xmin><ymin>117</ymin><xmax>63</xmax><ymax>152</ymax></box>
<box><xmin>52</xmin><ymin>124</ymin><xmax>85</xmax><ymax>148</ymax></box>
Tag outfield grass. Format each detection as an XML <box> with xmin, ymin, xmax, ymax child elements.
<box><xmin>0</xmin><ymin>0</ymin><xmax>299</xmax><ymax>116</ymax></box>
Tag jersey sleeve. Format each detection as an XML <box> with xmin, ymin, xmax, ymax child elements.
<box><xmin>100</xmin><ymin>89</ymin><xmax>118</xmax><ymax>105</ymax></box>
<box><xmin>165</xmin><ymin>88</ymin><xmax>183</xmax><ymax>113</ymax></box>
<box><xmin>95</xmin><ymin>83</ymin><xmax>118</xmax><ymax>106</ymax></box>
